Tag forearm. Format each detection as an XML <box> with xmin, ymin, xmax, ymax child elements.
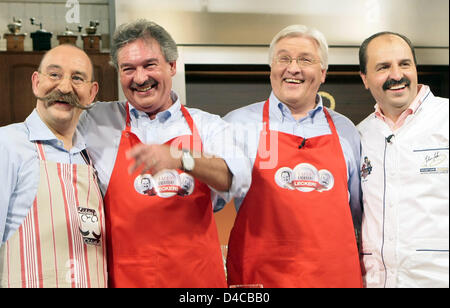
<box><xmin>126</xmin><ymin>144</ymin><xmax>233</xmax><ymax>192</ymax></box>
<box><xmin>188</xmin><ymin>154</ymin><xmax>233</xmax><ymax>192</ymax></box>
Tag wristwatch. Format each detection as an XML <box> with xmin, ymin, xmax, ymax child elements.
<box><xmin>181</xmin><ymin>150</ymin><xmax>195</xmax><ymax>172</ymax></box>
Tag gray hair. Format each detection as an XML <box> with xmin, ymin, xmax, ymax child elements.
<box><xmin>268</xmin><ymin>24</ymin><xmax>329</xmax><ymax>70</ymax></box>
<box><xmin>110</xmin><ymin>19</ymin><xmax>178</xmax><ymax>69</ymax></box>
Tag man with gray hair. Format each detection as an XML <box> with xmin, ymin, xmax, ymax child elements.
<box><xmin>78</xmin><ymin>19</ymin><xmax>251</xmax><ymax>288</ymax></box>
<box><xmin>224</xmin><ymin>24</ymin><xmax>363</xmax><ymax>287</ymax></box>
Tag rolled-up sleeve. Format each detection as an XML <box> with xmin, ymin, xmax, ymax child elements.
<box><xmin>196</xmin><ymin>112</ymin><xmax>252</xmax><ymax>210</ymax></box>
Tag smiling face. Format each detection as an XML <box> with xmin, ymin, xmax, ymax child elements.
<box><xmin>117</xmin><ymin>38</ymin><xmax>176</xmax><ymax>117</ymax></box>
<box><xmin>360</xmin><ymin>34</ymin><xmax>418</xmax><ymax>119</ymax></box>
<box><xmin>270</xmin><ymin>35</ymin><xmax>326</xmax><ymax>115</ymax></box>
<box><xmin>32</xmin><ymin>45</ymin><xmax>98</xmax><ymax>132</ymax></box>
<box><xmin>141</xmin><ymin>177</ymin><xmax>151</xmax><ymax>190</ymax></box>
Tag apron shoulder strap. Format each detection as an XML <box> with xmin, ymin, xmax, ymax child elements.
<box><xmin>34</xmin><ymin>141</ymin><xmax>46</xmax><ymax>161</ymax></box>
<box><xmin>180</xmin><ymin>105</ymin><xmax>203</xmax><ymax>153</ymax></box>
<box><xmin>80</xmin><ymin>149</ymin><xmax>92</xmax><ymax>166</ymax></box>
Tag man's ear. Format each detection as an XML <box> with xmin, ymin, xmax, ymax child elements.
<box><xmin>360</xmin><ymin>72</ymin><xmax>369</xmax><ymax>90</ymax></box>
<box><xmin>169</xmin><ymin>61</ymin><xmax>177</xmax><ymax>77</ymax></box>
<box><xmin>31</xmin><ymin>71</ymin><xmax>40</xmax><ymax>96</ymax></box>
<box><xmin>89</xmin><ymin>81</ymin><xmax>99</xmax><ymax>103</ymax></box>
<box><xmin>320</xmin><ymin>69</ymin><xmax>327</xmax><ymax>84</ymax></box>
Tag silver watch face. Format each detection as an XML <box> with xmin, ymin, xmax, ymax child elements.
<box><xmin>182</xmin><ymin>151</ymin><xmax>195</xmax><ymax>171</ymax></box>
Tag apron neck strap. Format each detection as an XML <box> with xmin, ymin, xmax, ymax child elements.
<box><xmin>125</xmin><ymin>102</ymin><xmax>203</xmax><ymax>153</ymax></box>
<box><xmin>180</xmin><ymin>104</ymin><xmax>203</xmax><ymax>153</ymax></box>
<box><xmin>262</xmin><ymin>99</ymin><xmax>270</xmax><ymax>133</ymax></box>
<box><xmin>263</xmin><ymin>99</ymin><xmax>338</xmax><ymax>136</ymax></box>
<box><xmin>35</xmin><ymin>141</ymin><xmax>46</xmax><ymax>161</ymax></box>
<box><xmin>322</xmin><ymin>107</ymin><xmax>338</xmax><ymax>136</ymax></box>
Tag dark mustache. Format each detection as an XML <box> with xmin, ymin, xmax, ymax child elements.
<box><xmin>35</xmin><ymin>90</ymin><xmax>92</xmax><ymax>110</ymax></box>
<box><xmin>382</xmin><ymin>78</ymin><xmax>411</xmax><ymax>91</ymax></box>
<box><xmin>131</xmin><ymin>79</ymin><xmax>156</xmax><ymax>90</ymax></box>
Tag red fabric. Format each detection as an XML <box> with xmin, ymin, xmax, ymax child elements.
<box><xmin>227</xmin><ymin>100</ymin><xmax>362</xmax><ymax>288</ymax></box>
<box><xmin>104</xmin><ymin>104</ymin><xmax>226</xmax><ymax>288</ymax></box>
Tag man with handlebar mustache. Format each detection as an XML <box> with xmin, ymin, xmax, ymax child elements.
<box><xmin>0</xmin><ymin>44</ymin><xmax>107</xmax><ymax>288</ymax></box>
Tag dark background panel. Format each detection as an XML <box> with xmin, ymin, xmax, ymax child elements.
<box><xmin>185</xmin><ymin>64</ymin><xmax>449</xmax><ymax>125</ymax></box>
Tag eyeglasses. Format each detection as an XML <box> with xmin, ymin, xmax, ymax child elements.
<box><xmin>274</xmin><ymin>55</ymin><xmax>320</xmax><ymax>67</ymax></box>
<box><xmin>39</xmin><ymin>71</ymin><xmax>92</xmax><ymax>87</ymax></box>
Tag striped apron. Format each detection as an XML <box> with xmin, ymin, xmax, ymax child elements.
<box><xmin>0</xmin><ymin>142</ymin><xmax>107</xmax><ymax>288</ymax></box>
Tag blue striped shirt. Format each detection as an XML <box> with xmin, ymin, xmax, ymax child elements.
<box><xmin>0</xmin><ymin>110</ymin><xmax>88</xmax><ymax>244</ymax></box>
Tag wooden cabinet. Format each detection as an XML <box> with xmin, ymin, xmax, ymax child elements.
<box><xmin>0</xmin><ymin>51</ymin><xmax>118</xmax><ymax>126</ymax></box>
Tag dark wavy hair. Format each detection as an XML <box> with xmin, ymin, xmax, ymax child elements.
<box><xmin>110</xmin><ymin>19</ymin><xmax>178</xmax><ymax>69</ymax></box>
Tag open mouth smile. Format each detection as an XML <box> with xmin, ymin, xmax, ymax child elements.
<box><xmin>387</xmin><ymin>84</ymin><xmax>407</xmax><ymax>91</ymax></box>
<box><xmin>284</xmin><ymin>78</ymin><xmax>304</xmax><ymax>84</ymax></box>
<box><xmin>133</xmin><ymin>81</ymin><xmax>158</xmax><ymax>93</ymax></box>
<box><xmin>383</xmin><ymin>78</ymin><xmax>411</xmax><ymax>91</ymax></box>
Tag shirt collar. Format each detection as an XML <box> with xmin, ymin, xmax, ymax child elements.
<box><xmin>128</xmin><ymin>91</ymin><xmax>181</xmax><ymax>124</ymax></box>
<box><xmin>269</xmin><ymin>91</ymin><xmax>324</xmax><ymax>123</ymax></box>
<box><xmin>25</xmin><ymin>109</ymin><xmax>86</xmax><ymax>152</ymax></box>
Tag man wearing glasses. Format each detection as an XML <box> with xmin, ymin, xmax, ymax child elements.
<box><xmin>0</xmin><ymin>45</ymin><xmax>107</xmax><ymax>288</ymax></box>
<box><xmin>224</xmin><ymin>25</ymin><xmax>363</xmax><ymax>287</ymax></box>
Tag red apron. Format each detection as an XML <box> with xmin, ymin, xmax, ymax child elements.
<box><xmin>104</xmin><ymin>103</ymin><xmax>226</xmax><ymax>288</ymax></box>
<box><xmin>226</xmin><ymin>100</ymin><xmax>362</xmax><ymax>288</ymax></box>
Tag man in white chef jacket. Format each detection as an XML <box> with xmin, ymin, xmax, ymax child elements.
<box><xmin>357</xmin><ymin>31</ymin><xmax>449</xmax><ymax>288</ymax></box>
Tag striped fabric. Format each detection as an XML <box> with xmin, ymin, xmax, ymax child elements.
<box><xmin>0</xmin><ymin>142</ymin><xmax>107</xmax><ymax>288</ymax></box>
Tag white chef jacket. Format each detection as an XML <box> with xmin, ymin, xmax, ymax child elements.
<box><xmin>357</xmin><ymin>87</ymin><xmax>449</xmax><ymax>288</ymax></box>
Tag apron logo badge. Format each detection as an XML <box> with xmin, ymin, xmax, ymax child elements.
<box><xmin>361</xmin><ymin>156</ymin><xmax>373</xmax><ymax>180</ymax></box>
<box><xmin>77</xmin><ymin>207</ymin><xmax>101</xmax><ymax>246</ymax></box>
<box><xmin>135</xmin><ymin>174</ymin><xmax>157</xmax><ymax>196</ymax></box>
<box><xmin>134</xmin><ymin>172</ymin><xmax>195</xmax><ymax>198</ymax></box>
<box><xmin>275</xmin><ymin>163</ymin><xmax>334</xmax><ymax>192</ymax></box>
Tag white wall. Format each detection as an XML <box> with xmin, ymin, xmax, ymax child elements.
<box><xmin>115</xmin><ymin>0</ymin><xmax>449</xmax><ymax>47</ymax></box>
<box><xmin>114</xmin><ymin>0</ymin><xmax>449</xmax><ymax>103</ymax></box>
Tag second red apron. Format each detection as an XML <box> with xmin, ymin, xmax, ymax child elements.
<box><xmin>104</xmin><ymin>104</ymin><xmax>226</xmax><ymax>288</ymax></box>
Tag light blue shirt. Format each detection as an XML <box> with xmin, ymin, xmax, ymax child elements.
<box><xmin>0</xmin><ymin>110</ymin><xmax>89</xmax><ymax>244</ymax></box>
<box><xmin>78</xmin><ymin>91</ymin><xmax>252</xmax><ymax>210</ymax></box>
<box><xmin>224</xmin><ymin>92</ymin><xmax>362</xmax><ymax>228</ymax></box>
